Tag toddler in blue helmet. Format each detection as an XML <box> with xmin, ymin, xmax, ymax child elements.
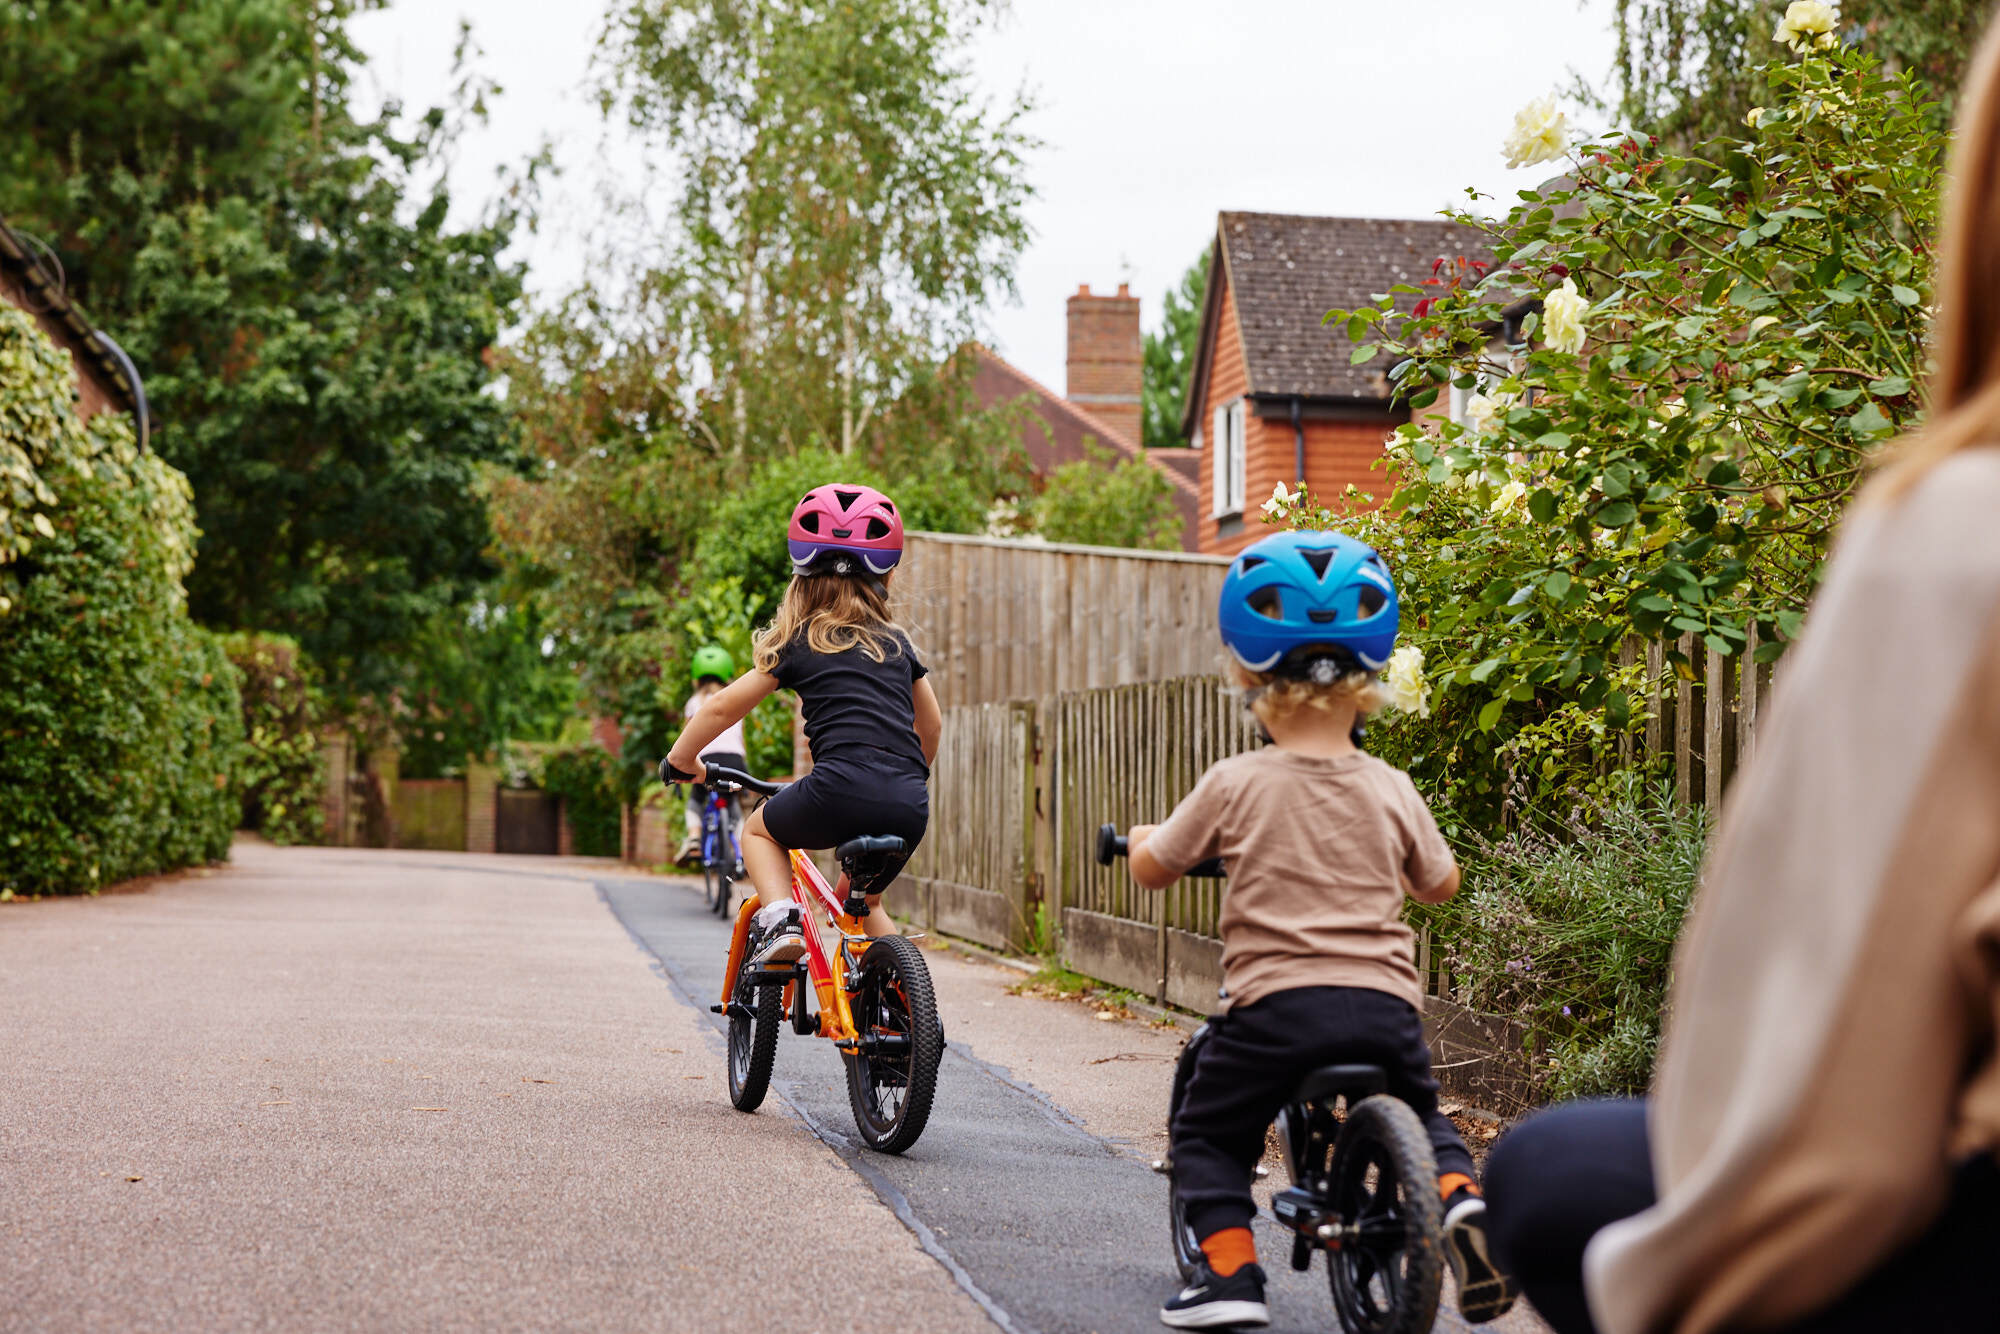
<box><xmin>1126</xmin><ymin>529</ymin><xmax>1515</xmax><ymax>1329</ymax></box>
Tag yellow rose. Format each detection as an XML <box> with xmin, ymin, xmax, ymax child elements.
<box><xmin>1542</xmin><ymin>277</ymin><xmax>1589</xmax><ymax>355</ymax></box>
<box><xmin>1503</xmin><ymin>95</ymin><xmax>1570</xmax><ymax>170</ymax></box>
<box><xmin>1383</xmin><ymin>644</ymin><xmax>1432</xmax><ymax>718</ymax></box>
<box><xmin>1773</xmin><ymin>0</ymin><xmax>1838</xmax><ymax>52</ymax></box>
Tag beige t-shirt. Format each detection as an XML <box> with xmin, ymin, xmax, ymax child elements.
<box><xmin>1145</xmin><ymin>747</ymin><xmax>1453</xmax><ymax>1013</ymax></box>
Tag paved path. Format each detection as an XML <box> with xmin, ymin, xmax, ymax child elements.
<box><xmin>3</xmin><ymin>846</ymin><xmax>1545</xmax><ymax>1333</ymax></box>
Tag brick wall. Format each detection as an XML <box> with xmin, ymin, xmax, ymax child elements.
<box><xmin>1065</xmin><ymin>282</ymin><xmax>1141</xmax><ymax>447</ymax></box>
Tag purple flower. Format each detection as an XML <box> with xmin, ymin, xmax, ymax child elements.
<box><xmin>1562</xmin><ymin>1006</ymin><xmax>1572</xmax><ymax>1016</ymax></box>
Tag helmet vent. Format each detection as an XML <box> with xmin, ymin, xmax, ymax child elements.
<box><xmin>1299</xmin><ymin>547</ymin><xmax>1338</xmax><ymax>581</ymax></box>
<box><xmin>865</xmin><ymin>517</ymin><xmax>890</xmax><ymax>539</ymax></box>
<box><xmin>1248</xmin><ymin>587</ymin><xmax>1285</xmax><ymax>621</ymax></box>
<box><xmin>1238</xmin><ymin>555</ymin><xmax>1267</xmax><ymax>572</ymax></box>
<box><xmin>1356</xmin><ymin>585</ymin><xmax>1387</xmax><ymax>617</ymax></box>
<box><xmin>833</xmin><ymin>488</ymin><xmax>863</xmax><ymax>509</ymax></box>
<box><xmin>800</xmin><ymin>511</ymin><xmax>821</xmax><ymax>534</ymax></box>
<box><xmin>1308</xmin><ymin>610</ymin><xmax>1339</xmax><ymax>624</ymax></box>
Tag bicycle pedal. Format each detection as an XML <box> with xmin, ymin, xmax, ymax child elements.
<box><xmin>1151</xmin><ymin>1158</ymin><xmax>1173</xmax><ymax>1175</ymax></box>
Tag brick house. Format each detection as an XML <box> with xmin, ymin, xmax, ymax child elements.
<box><xmin>1180</xmin><ymin>211</ymin><xmax>1487</xmax><ymax>557</ymax></box>
<box><xmin>973</xmin><ymin>282</ymin><xmax>1202</xmax><ymax>550</ymax></box>
<box><xmin>0</xmin><ymin>214</ymin><xmax>148</xmax><ymax>436</ymax></box>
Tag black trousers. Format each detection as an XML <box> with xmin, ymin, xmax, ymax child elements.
<box><xmin>1484</xmin><ymin>1098</ymin><xmax>2000</xmax><ymax>1334</ymax></box>
<box><xmin>1172</xmin><ymin>985</ymin><xmax>1477</xmax><ymax>1240</ymax></box>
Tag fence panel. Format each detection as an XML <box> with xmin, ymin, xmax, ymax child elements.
<box><xmin>899</xmin><ymin>532</ymin><xmax>1229</xmax><ymax>709</ymax></box>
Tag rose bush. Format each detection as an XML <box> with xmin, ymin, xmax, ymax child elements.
<box><xmin>1277</xmin><ymin>34</ymin><xmax>1940</xmax><ymax>828</ymax></box>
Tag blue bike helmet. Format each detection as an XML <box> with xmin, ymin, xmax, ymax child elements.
<box><xmin>1218</xmin><ymin>530</ymin><xmax>1399</xmax><ymax>673</ymax></box>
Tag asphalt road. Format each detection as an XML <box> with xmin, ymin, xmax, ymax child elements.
<box><xmin>3</xmin><ymin>845</ymin><xmax>1538</xmax><ymax>1334</ymax></box>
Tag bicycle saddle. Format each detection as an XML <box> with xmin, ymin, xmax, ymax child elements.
<box><xmin>835</xmin><ymin>835</ymin><xmax>907</xmax><ymax>896</ymax></box>
<box><xmin>1293</xmin><ymin>1063</ymin><xmax>1388</xmax><ymax>1105</ymax></box>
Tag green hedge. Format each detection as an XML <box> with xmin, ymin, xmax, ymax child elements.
<box><xmin>538</xmin><ymin>746</ymin><xmax>622</xmax><ymax>857</ymax></box>
<box><xmin>218</xmin><ymin>632</ymin><xmax>325</xmax><ymax>845</ymax></box>
<box><xmin>0</xmin><ymin>306</ymin><xmax>243</xmax><ymax>895</ymax></box>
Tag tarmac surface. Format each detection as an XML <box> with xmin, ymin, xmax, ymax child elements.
<box><xmin>3</xmin><ymin>844</ymin><xmax>1547</xmax><ymax>1333</ymax></box>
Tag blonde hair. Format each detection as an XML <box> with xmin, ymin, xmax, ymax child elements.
<box><xmin>1226</xmin><ymin>657</ymin><xmax>1387</xmax><ymax>730</ymax></box>
<box><xmin>1874</xmin><ymin>22</ymin><xmax>2000</xmax><ymax>502</ymax></box>
<box><xmin>752</xmin><ymin>573</ymin><xmax>906</xmax><ymax>672</ymax></box>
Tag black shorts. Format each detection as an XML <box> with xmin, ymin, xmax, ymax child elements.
<box><xmin>759</xmin><ymin>756</ymin><xmax>928</xmax><ymax>892</ymax></box>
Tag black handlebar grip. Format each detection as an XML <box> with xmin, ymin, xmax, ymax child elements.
<box><xmin>1096</xmin><ymin>823</ymin><xmax>1128</xmax><ymax>865</ymax></box>
<box><xmin>659</xmin><ymin>756</ymin><xmax>696</xmax><ymax>785</ymax></box>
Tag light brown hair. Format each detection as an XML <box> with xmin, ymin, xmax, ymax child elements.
<box><xmin>1226</xmin><ymin>657</ymin><xmax>1387</xmax><ymax>730</ymax></box>
<box><xmin>752</xmin><ymin>572</ymin><xmax>906</xmax><ymax>672</ymax></box>
<box><xmin>1875</xmin><ymin>21</ymin><xmax>2000</xmax><ymax>501</ymax></box>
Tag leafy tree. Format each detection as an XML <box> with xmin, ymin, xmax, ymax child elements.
<box><xmin>1030</xmin><ymin>443</ymin><xmax>1182</xmax><ymax>550</ymax></box>
<box><xmin>1298</xmin><ymin>39</ymin><xmax>1939</xmax><ymax>829</ymax></box>
<box><xmin>394</xmin><ymin>602</ymin><xmax>580</xmax><ymax>780</ymax></box>
<box><xmin>1602</xmin><ymin>0</ymin><xmax>1987</xmax><ymax>145</ymax></box>
<box><xmin>595</xmin><ymin>0</ymin><xmax>1037</xmax><ymax>461</ymax></box>
<box><xmin>0</xmin><ymin>1</ymin><xmax>527</xmax><ymax>705</ymax></box>
<box><xmin>1142</xmin><ymin>251</ymin><xmax>1209</xmax><ymax>447</ymax></box>
<box><xmin>220</xmin><ymin>632</ymin><xmax>327</xmax><ymax>845</ymax></box>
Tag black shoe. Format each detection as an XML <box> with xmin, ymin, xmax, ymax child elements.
<box><xmin>1443</xmin><ymin>1191</ymin><xmax>1517</xmax><ymax>1323</ymax></box>
<box><xmin>748</xmin><ymin>908</ymin><xmax>805</xmax><ymax>967</ymax></box>
<box><xmin>1159</xmin><ymin>1262</ymin><xmax>1268</xmax><ymax>1329</ymax></box>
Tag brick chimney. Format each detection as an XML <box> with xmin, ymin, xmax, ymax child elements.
<box><xmin>1065</xmin><ymin>282</ymin><xmax>1142</xmax><ymax>447</ymax></box>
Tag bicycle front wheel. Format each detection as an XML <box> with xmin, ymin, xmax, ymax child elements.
<box><xmin>708</xmin><ymin>856</ymin><xmax>732</xmax><ymax>920</ymax></box>
<box><xmin>842</xmin><ymin>935</ymin><xmax>944</xmax><ymax>1154</ymax></box>
<box><xmin>1326</xmin><ymin>1094</ymin><xmax>1444</xmax><ymax>1334</ymax></box>
<box><xmin>726</xmin><ymin>970</ymin><xmax>783</xmax><ymax>1112</ymax></box>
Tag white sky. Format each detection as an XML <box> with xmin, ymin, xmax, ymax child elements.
<box><xmin>352</xmin><ymin>0</ymin><xmax>1619</xmax><ymax>392</ymax></box>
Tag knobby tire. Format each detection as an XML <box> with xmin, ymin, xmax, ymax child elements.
<box><xmin>843</xmin><ymin>935</ymin><xmax>943</xmax><ymax>1154</ymax></box>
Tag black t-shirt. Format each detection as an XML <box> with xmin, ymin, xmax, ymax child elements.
<box><xmin>772</xmin><ymin>631</ymin><xmax>929</xmax><ymax>776</ymax></box>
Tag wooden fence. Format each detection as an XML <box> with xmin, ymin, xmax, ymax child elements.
<box><xmin>898</xmin><ymin>531</ymin><xmax>1229</xmax><ymax>708</ymax></box>
<box><xmin>888</xmin><ymin>646</ymin><xmax>1777</xmax><ymax>1106</ymax></box>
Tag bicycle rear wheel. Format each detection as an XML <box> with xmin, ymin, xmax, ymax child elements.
<box><xmin>1326</xmin><ymin>1094</ymin><xmax>1444</xmax><ymax>1334</ymax></box>
<box><xmin>843</xmin><ymin>935</ymin><xmax>943</xmax><ymax>1154</ymax></box>
<box><xmin>726</xmin><ymin>970</ymin><xmax>783</xmax><ymax>1112</ymax></box>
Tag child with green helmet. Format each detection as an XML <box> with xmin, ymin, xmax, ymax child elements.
<box><xmin>679</xmin><ymin>645</ymin><xmax>749</xmax><ymax>863</ymax></box>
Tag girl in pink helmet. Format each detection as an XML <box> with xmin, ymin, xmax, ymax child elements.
<box><xmin>665</xmin><ymin>484</ymin><xmax>941</xmax><ymax>962</ymax></box>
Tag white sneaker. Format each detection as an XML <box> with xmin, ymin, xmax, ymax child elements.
<box><xmin>750</xmin><ymin>903</ymin><xmax>805</xmax><ymax>966</ymax></box>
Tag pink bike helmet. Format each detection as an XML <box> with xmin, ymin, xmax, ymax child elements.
<box><xmin>787</xmin><ymin>483</ymin><xmax>904</xmax><ymax>577</ymax></box>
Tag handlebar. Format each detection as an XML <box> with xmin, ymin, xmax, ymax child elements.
<box><xmin>1095</xmin><ymin>822</ymin><xmax>1226</xmax><ymax>878</ymax></box>
<box><xmin>658</xmin><ymin>756</ymin><xmax>786</xmax><ymax>798</ymax></box>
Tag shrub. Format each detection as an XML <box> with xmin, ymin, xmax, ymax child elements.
<box><xmin>218</xmin><ymin>632</ymin><xmax>325</xmax><ymax>845</ymax></box>
<box><xmin>538</xmin><ymin>746</ymin><xmax>623</xmax><ymax>857</ymax></box>
<box><xmin>1029</xmin><ymin>441</ymin><xmax>1182</xmax><ymax>550</ymax></box>
<box><xmin>0</xmin><ymin>304</ymin><xmax>243</xmax><ymax>893</ymax></box>
<box><xmin>1279</xmin><ymin>37</ymin><xmax>1942</xmax><ymax>831</ymax></box>
<box><xmin>1424</xmin><ymin>781</ymin><xmax>1704</xmax><ymax>1100</ymax></box>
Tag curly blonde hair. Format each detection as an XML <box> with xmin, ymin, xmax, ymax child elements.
<box><xmin>1226</xmin><ymin>657</ymin><xmax>1386</xmax><ymax>729</ymax></box>
<box><xmin>752</xmin><ymin>572</ymin><xmax>908</xmax><ymax>672</ymax></box>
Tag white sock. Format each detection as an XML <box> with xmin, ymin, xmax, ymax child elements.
<box><xmin>755</xmin><ymin>901</ymin><xmax>798</xmax><ymax>931</ymax></box>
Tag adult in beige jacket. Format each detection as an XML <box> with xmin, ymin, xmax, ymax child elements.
<box><xmin>1482</xmin><ymin>23</ymin><xmax>2000</xmax><ymax>1334</ymax></box>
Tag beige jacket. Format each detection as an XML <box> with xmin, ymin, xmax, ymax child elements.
<box><xmin>1587</xmin><ymin>448</ymin><xmax>2000</xmax><ymax>1332</ymax></box>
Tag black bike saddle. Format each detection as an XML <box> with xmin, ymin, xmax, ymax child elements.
<box><xmin>835</xmin><ymin>834</ymin><xmax>907</xmax><ymax>892</ymax></box>
<box><xmin>1294</xmin><ymin>1063</ymin><xmax>1388</xmax><ymax>1105</ymax></box>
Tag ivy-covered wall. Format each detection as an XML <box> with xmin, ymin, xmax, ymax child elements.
<box><xmin>1</xmin><ymin>305</ymin><xmax>243</xmax><ymax>895</ymax></box>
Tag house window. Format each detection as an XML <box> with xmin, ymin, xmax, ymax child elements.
<box><xmin>1210</xmin><ymin>398</ymin><xmax>1246</xmax><ymax>517</ymax></box>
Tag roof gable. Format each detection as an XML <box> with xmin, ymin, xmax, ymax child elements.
<box><xmin>1183</xmin><ymin>211</ymin><xmax>1489</xmax><ymax>429</ymax></box>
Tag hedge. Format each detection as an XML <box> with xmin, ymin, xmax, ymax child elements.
<box><xmin>0</xmin><ymin>306</ymin><xmax>242</xmax><ymax>895</ymax></box>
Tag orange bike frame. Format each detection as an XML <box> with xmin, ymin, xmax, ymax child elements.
<box><xmin>717</xmin><ymin>850</ymin><xmax>865</xmax><ymax>1044</ymax></box>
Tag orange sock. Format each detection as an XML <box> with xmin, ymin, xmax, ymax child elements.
<box><xmin>1198</xmin><ymin>1227</ymin><xmax>1257</xmax><ymax>1277</ymax></box>
<box><xmin>1439</xmin><ymin>1172</ymin><xmax>1478</xmax><ymax>1202</ymax></box>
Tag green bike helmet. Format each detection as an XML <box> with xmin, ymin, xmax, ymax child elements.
<box><xmin>690</xmin><ymin>645</ymin><xmax>735</xmax><ymax>683</ymax></box>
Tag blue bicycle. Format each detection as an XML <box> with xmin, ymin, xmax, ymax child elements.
<box><xmin>699</xmin><ymin>783</ymin><xmax>746</xmax><ymax>919</ymax></box>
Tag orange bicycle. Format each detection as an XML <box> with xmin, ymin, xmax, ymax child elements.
<box><xmin>667</xmin><ymin>762</ymin><xmax>945</xmax><ymax>1154</ymax></box>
